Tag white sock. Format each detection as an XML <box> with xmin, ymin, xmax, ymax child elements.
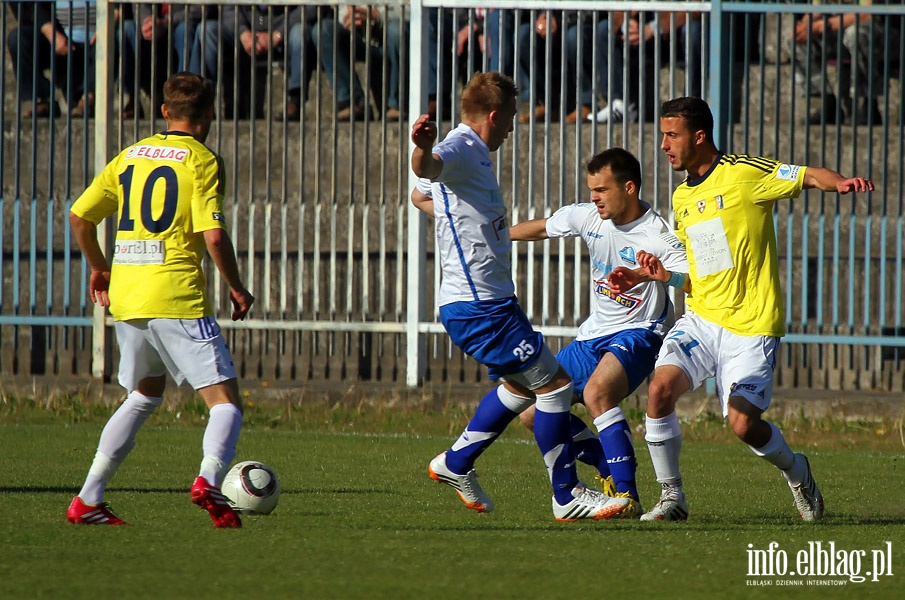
<box><xmin>645</xmin><ymin>412</ymin><xmax>683</xmax><ymax>488</ymax></box>
<box><xmin>200</xmin><ymin>403</ymin><xmax>242</xmax><ymax>486</ymax></box>
<box><xmin>79</xmin><ymin>390</ymin><xmax>162</xmax><ymax>505</ymax></box>
<box><xmin>749</xmin><ymin>422</ymin><xmax>805</xmax><ymax>485</ymax></box>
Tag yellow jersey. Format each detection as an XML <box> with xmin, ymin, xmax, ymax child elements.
<box><xmin>672</xmin><ymin>153</ymin><xmax>806</xmax><ymax>337</ymax></box>
<box><xmin>71</xmin><ymin>131</ymin><xmax>227</xmax><ymax>320</ymax></box>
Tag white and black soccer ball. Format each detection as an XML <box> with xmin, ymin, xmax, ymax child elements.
<box><xmin>221</xmin><ymin>461</ymin><xmax>281</xmax><ymax>515</ymax></box>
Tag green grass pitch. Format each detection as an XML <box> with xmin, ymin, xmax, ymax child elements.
<box><xmin>0</xmin><ymin>412</ymin><xmax>902</xmax><ymax>599</ymax></box>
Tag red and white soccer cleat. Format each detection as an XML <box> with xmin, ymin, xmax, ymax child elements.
<box><xmin>190</xmin><ymin>476</ymin><xmax>242</xmax><ymax>528</ymax></box>
<box><xmin>67</xmin><ymin>496</ymin><xmax>128</xmax><ymax>526</ymax></box>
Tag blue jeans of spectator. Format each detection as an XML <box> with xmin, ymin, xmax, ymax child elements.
<box><xmin>517</xmin><ymin>22</ymin><xmax>561</xmax><ymax>108</ymax></box>
<box><xmin>565</xmin><ymin>15</ymin><xmax>595</xmax><ymax>108</ymax></box>
<box><xmin>7</xmin><ymin>25</ymin><xmax>94</xmax><ymax>104</ymax></box>
<box><xmin>189</xmin><ymin>21</ymin><xmax>265</xmax><ymax>118</ymax></box>
<box><xmin>312</xmin><ymin>18</ymin><xmax>399</xmax><ymax>111</ymax></box>
<box><xmin>287</xmin><ymin>21</ymin><xmax>317</xmax><ymax>100</ymax></box>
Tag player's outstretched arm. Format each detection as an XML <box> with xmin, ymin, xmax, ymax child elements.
<box><xmin>803</xmin><ymin>167</ymin><xmax>874</xmax><ymax>194</ymax></box>
<box><xmin>607</xmin><ymin>250</ymin><xmax>690</xmax><ymax>294</ymax></box>
<box><xmin>203</xmin><ymin>228</ymin><xmax>254</xmax><ymax>321</ymax></box>
<box><xmin>509</xmin><ymin>218</ymin><xmax>549</xmax><ymax>242</ymax></box>
<box><xmin>69</xmin><ymin>212</ymin><xmax>111</xmax><ymax>306</ymax></box>
<box><xmin>411</xmin><ymin>114</ymin><xmax>443</xmax><ymax>180</ymax></box>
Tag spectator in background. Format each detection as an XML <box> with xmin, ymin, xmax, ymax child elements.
<box><xmin>788</xmin><ymin>3</ymin><xmax>885</xmax><ymax>125</ymax></box>
<box><xmin>6</xmin><ymin>0</ymin><xmax>98</xmax><ymax>118</ymax></box>
<box><xmin>120</xmin><ymin>3</ymin><xmax>204</xmax><ymax>118</ymax></box>
<box><xmin>516</xmin><ymin>11</ymin><xmax>564</xmax><ymax>123</ymax></box>
<box><xmin>279</xmin><ymin>5</ymin><xmax>324</xmax><ymax>121</ymax></box>
<box><xmin>588</xmin><ymin>10</ymin><xmax>703</xmax><ymax>124</ymax></box>
<box><xmin>311</xmin><ymin>5</ymin><xmax>403</xmax><ymax>121</ymax></box>
<box><xmin>515</xmin><ymin>10</ymin><xmax>595</xmax><ymax>124</ymax></box>
<box><xmin>190</xmin><ymin>5</ymin><xmax>291</xmax><ymax>119</ymax></box>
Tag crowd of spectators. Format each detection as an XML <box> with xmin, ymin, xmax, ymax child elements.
<box><xmin>4</xmin><ymin>2</ymin><xmax>901</xmax><ymax>124</ymax></box>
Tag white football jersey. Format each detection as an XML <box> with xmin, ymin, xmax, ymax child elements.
<box><xmin>545</xmin><ymin>202</ymin><xmax>689</xmax><ymax>340</ymax></box>
<box><xmin>419</xmin><ymin>124</ymin><xmax>515</xmax><ymax>306</ymax></box>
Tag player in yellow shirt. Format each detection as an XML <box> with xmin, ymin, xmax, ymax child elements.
<box><xmin>609</xmin><ymin>96</ymin><xmax>873</xmax><ymax>522</ymax></box>
<box><xmin>66</xmin><ymin>72</ymin><xmax>254</xmax><ymax>528</ymax></box>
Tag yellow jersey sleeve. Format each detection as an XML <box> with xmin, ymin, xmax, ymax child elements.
<box><xmin>70</xmin><ymin>157</ymin><xmax>121</xmax><ymax>224</ymax></box>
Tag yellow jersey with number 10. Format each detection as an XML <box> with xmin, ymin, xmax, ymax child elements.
<box><xmin>672</xmin><ymin>153</ymin><xmax>807</xmax><ymax>337</ymax></box>
<box><xmin>71</xmin><ymin>131</ymin><xmax>227</xmax><ymax>321</ymax></box>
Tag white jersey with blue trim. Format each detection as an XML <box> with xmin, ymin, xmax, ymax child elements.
<box><xmin>419</xmin><ymin>123</ymin><xmax>515</xmax><ymax>306</ymax></box>
<box><xmin>545</xmin><ymin>202</ymin><xmax>690</xmax><ymax>341</ymax></box>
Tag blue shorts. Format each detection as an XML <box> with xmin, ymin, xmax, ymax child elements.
<box><xmin>556</xmin><ymin>328</ymin><xmax>663</xmax><ymax>400</ymax></box>
<box><xmin>439</xmin><ymin>297</ymin><xmax>545</xmax><ymax>380</ymax></box>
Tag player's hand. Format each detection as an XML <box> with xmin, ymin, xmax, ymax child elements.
<box><xmin>837</xmin><ymin>177</ymin><xmax>874</xmax><ymax>194</ymax></box>
<box><xmin>89</xmin><ymin>269</ymin><xmax>111</xmax><ymax>307</ymax></box>
<box><xmin>636</xmin><ymin>250</ymin><xmax>668</xmax><ymax>281</ymax></box>
<box><xmin>230</xmin><ymin>288</ymin><xmax>254</xmax><ymax>321</ymax></box>
<box><xmin>411</xmin><ymin>114</ymin><xmax>438</xmax><ymax>149</ymax></box>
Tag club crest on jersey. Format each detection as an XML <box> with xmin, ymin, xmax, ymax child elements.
<box><xmin>619</xmin><ymin>246</ymin><xmax>636</xmax><ymax>264</ymax></box>
<box><xmin>715</xmin><ymin>195</ymin><xmax>724</xmax><ymax>209</ymax></box>
<box><xmin>594</xmin><ymin>278</ymin><xmax>642</xmax><ymax>313</ymax></box>
<box><xmin>697</xmin><ymin>199</ymin><xmax>707</xmax><ymax>213</ymax></box>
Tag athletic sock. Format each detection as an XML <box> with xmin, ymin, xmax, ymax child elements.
<box><xmin>645</xmin><ymin>412</ymin><xmax>683</xmax><ymax>489</ymax></box>
<box><xmin>445</xmin><ymin>386</ymin><xmax>526</xmax><ymax>474</ymax></box>
<box><xmin>749</xmin><ymin>422</ymin><xmax>806</xmax><ymax>485</ymax></box>
<box><xmin>79</xmin><ymin>390</ymin><xmax>163</xmax><ymax>505</ymax></box>
<box><xmin>200</xmin><ymin>403</ymin><xmax>242</xmax><ymax>486</ymax></box>
<box><xmin>571</xmin><ymin>413</ymin><xmax>611</xmax><ymax>479</ymax></box>
<box><xmin>594</xmin><ymin>407</ymin><xmax>638</xmax><ymax>500</ymax></box>
<box><xmin>534</xmin><ymin>382</ymin><xmax>578</xmax><ymax>505</ymax></box>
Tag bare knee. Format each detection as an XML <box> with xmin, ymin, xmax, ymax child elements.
<box><xmin>727</xmin><ymin>398</ymin><xmax>770</xmax><ymax>446</ymax></box>
<box><xmin>519</xmin><ymin>405</ymin><xmax>536</xmax><ymax>433</ymax></box>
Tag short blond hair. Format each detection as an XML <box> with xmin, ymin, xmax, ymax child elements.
<box><xmin>460</xmin><ymin>72</ymin><xmax>518</xmax><ymax>121</ymax></box>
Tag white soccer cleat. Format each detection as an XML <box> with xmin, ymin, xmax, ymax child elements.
<box><xmin>790</xmin><ymin>454</ymin><xmax>825</xmax><ymax>522</ymax></box>
<box><xmin>552</xmin><ymin>483</ymin><xmax>630</xmax><ymax>521</ymax></box>
<box><xmin>428</xmin><ymin>452</ymin><xmax>494</xmax><ymax>513</ymax></box>
<box><xmin>639</xmin><ymin>485</ymin><xmax>688</xmax><ymax>521</ymax></box>
<box><xmin>587</xmin><ymin>99</ymin><xmax>638</xmax><ymax>124</ymax></box>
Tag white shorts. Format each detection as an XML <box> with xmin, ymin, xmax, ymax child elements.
<box><xmin>655</xmin><ymin>311</ymin><xmax>778</xmax><ymax>416</ymax></box>
<box><xmin>114</xmin><ymin>317</ymin><xmax>237</xmax><ymax>391</ymax></box>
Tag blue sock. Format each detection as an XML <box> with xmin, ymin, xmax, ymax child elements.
<box><xmin>570</xmin><ymin>414</ymin><xmax>611</xmax><ymax>479</ymax></box>
<box><xmin>535</xmin><ymin>408</ymin><xmax>578</xmax><ymax>505</ymax></box>
<box><xmin>598</xmin><ymin>419</ymin><xmax>639</xmax><ymax>500</ymax></box>
<box><xmin>445</xmin><ymin>388</ymin><xmax>518</xmax><ymax>474</ymax></box>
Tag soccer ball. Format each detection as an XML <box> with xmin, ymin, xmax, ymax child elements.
<box><xmin>221</xmin><ymin>461</ymin><xmax>281</xmax><ymax>515</ymax></box>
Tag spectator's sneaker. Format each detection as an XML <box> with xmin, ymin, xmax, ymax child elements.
<box><xmin>790</xmin><ymin>454</ymin><xmax>824</xmax><ymax>522</ymax></box>
<box><xmin>191</xmin><ymin>476</ymin><xmax>242</xmax><ymax>528</ymax></box>
<box><xmin>552</xmin><ymin>483</ymin><xmax>630</xmax><ymax>522</ymax></box>
<box><xmin>428</xmin><ymin>452</ymin><xmax>494</xmax><ymax>513</ymax></box>
<box><xmin>587</xmin><ymin>99</ymin><xmax>638</xmax><ymax>124</ymax></box>
<box><xmin>67</xmin><ymin>496</ymin><xmax>127</xmax><ymax>525</ymax></box>
<box><xmin>640</xmin><ymin>485</ymin><xmax>688</xmax><ymax>521</ymax></box>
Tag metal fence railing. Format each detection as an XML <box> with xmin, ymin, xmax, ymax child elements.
<box><xmin>2</xmin><ymin>1</ymin><xmax>904</xmax><ymax>391</ymax></box>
